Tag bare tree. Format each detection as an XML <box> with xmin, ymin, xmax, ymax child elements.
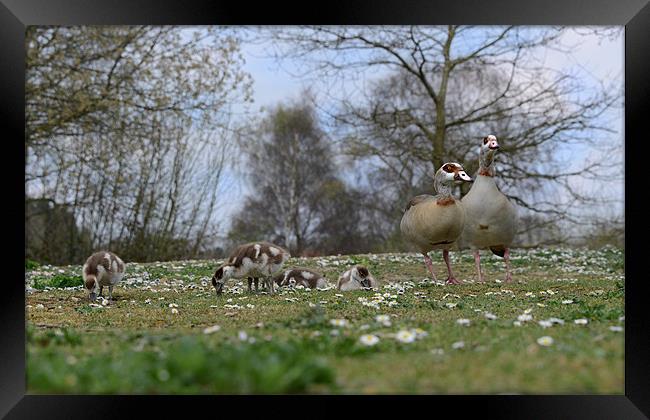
<box><xmin>26</xmin><ymin>26</ymin><xmax>252</xmax><ymax>264</ymax></box>
<box><xmin>262</xmin><ymin>26</ymin><xmax>623</xmax><ymax>247</ymax></box>
<box><xmin>228</xmin><ymin>97</ymin><xmax>374</xmax><ymax>256</ymax></box>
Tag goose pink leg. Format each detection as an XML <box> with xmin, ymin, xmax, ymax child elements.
<box><xmin>504</xmin><ymin>248</ymin><xmax>513</xmax><ymax>283</ymax></box>
<box><xmin>474</xmin><ymin>250</ymin><xmax>485</xmax><ymax>282</ymax></box>
<box><xmin>422</xmin><ymin>253</ymin><xmax>437</xmax><ymax>281</ymax></box>
<box><xmin>443</xmin><ymin>249</ymin><xmax>462</xmax><ymax>285</ymax></box>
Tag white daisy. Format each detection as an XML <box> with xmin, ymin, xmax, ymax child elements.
<box><xmin>537</xmin><ymin>336</ymin><xmax>554</xmax><ymax>346</ymax></box>
<box><xmin>171</xmin><ymin>308</ymin><xmax>179</xmax><ymax>314</ymax></box>
<box><xmin>330</xmin><ymin>318</ymin><xmax>349</xmax><ymax>328</ymax></box>
<box><xmin>375</xmin><ymin>315</ymin><xmax>392</xmax><ymax>326</ymax></box>
<box><xmin>517</xmin><ymin>314</ymin><xmax>533</xmax><ymax>322</ymax></box>
<box><xmin>452</xmin><ymin>341</ymin><xmax>465</xmax><ymax>349</ymax></box>
<box><xmin>574</xmin><ymin>319</ymin><xmax>589</xmax><ymax>325</ymax></box>
<box><xmin>395</xmin><ymin>330</ymin><xmax>416</xmax><ymax>343</ymax></box>
<box><xmin>538</xmin><ymin>320</ymin><xmax>552</xmax><ymax>328</ymax></box>
<box><xmin>609</xmin><ymin>326</ymin><xmax>623</xmax><ymax>332</ymax></box>
<box><xmin>238</xmin><ymin>330</ymin><xmax>248</xmax><ymax>341</ymax></box>
<box><xmin>456</xmin><ymin>318</ymin><xmax>471</xmax><ymax>326</ymax></box>
<box><xmin>484</xmin><ymin>312</ymin><xmax>497</xmax><ymax>320</ymax></box>
<box><xmin>359</xmin><ymin>334</ymin><xmax>380</xmax><ymax>346</ymax></box>
<box><xmin>203</xmin><ymin>325</ymin><xmax>221</xmax><ymax>334</ymax></box>
<box><xmin>561</xmin><ymin>300</ymin><xmax>574</xmax><ymax>304</ymax></box>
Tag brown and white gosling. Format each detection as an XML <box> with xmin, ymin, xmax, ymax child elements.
<box><xmin>400</xmin><ymin>162</ymin><xmax>473</xmax><ymax>284</ymax></box>
<box><xmin>273</xmin><ymin>267</ymin><xmax>328</xmax><ymax>289</ymax></box>
<box><xmin>337</xmin><ymin>265</ymin><xmax>378</xmax><ymax>291</ymax></box>
<box><xmin>460</xmin><ymin>135</ymin><xmax>517</xmax><ymax>282</ymax></box>
<box><xmin>211</xmin><ymin>242</ymin><xmax>290</xmax><ymax>295</ymax></box>
<box><xmin>82</xmin><ymin>251</ymin><xmax>126</xmax><ymax>301</ymax></box>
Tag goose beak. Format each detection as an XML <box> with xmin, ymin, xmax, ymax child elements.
<box><xmin>457</xmin><ymin>172</ymin><xmax>473</xmax><ymax>183</ymax></box>
<box><xmin>214</xmin><ymin>283</ymin><xmax>224</xmax><ymax>295</ymax></box>
<box><xmin>489</xmin><ymin>143</ymin><xmax>500</xmax><ymax>150</ymax></box>
<box><xmin>89</xmin><ymin>292</ymin><xmax>97</xmax><ymax>301</ymax></box>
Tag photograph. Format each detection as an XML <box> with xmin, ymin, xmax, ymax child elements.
<box><xmin>24</xmin><ymin>25</ymin><xmax>625</xmax><ymax>395</ymax></box>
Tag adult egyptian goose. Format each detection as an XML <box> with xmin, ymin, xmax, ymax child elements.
<box><xmin>460</xmin><ymin>135</ymin><xmax>517</xmax><ymax>282</ymax></box>
<box><xmin>400</xmin><ymin>162</ymin><xmax>473</xmax><ymax>284</ymax></box>
<box><xmin>273</xmin><ymin>267</ymin><xmax>328</xmax><ymax>289</ymax></box>
<box><xmin>337</xmin><ymin>265</ymin><xmax>378</xmax><ymax>291</ymax></box>
<box><xmin>82</xmin><ymin>251</ymin><xmax>126</xmax><ymax>301</ymax></box>
<box><xmin>212</xmin><ymin>242</ymin><xmax>290</xmax><ymax>295</ymax></box>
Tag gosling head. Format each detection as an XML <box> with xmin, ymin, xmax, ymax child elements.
<box><xmin>211</xmin><ymin>265</ymin><xmax>236</xmax><ymax>295</ymax></box>
<box><xmin>84</xmin><ymin>274</ymin><xmax>98</xmax><ymax>302</ymax></box>
<box><xmin>354</xmin><ymin>265</ymin><xmax>372</xmax><ymax>288</ymax></box>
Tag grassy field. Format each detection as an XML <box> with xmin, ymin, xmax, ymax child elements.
<box><xmin>25</xmin><ymin>246</ymin><xmax>624</xmax><ymax>394</ymax></box>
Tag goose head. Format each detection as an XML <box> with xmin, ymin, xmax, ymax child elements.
<box><xmin>479</xmin><ymin>135</ymin><xmax>500</xmax><ymax>168</ymax></box>
<box><xmin>212</xmin><ymin>264</ymin><xmax>236</xmax><ymax>295</ymax></box>
<box><xmin>434</xmin><ymin>162</ymin><xmax>472</xmax><ymax>193</ymax></box>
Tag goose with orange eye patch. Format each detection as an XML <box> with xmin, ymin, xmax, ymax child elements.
<box><xmin>400</xmin><ymin>162</ymin><xmax>473</xmax><ymax>284</ymax></box>
<box><xmin>460</xmin><ymin>135</ymin><xmax>517</xmax><ymax>283</ymax></box>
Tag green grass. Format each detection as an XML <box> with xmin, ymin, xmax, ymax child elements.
<box><xmin>32</xmin><ymin>273</ymin><xmax>83</xmax><ymax>290</ymax></box>
<box><xmin>26</xmin><ymin>246</ymin><xmax>624</xmax><ymax>394</ymax></box>
<box><xmin>26</xmin><ymin>259</ymin><xmax>40</xmax><ymax>270</ymax></box>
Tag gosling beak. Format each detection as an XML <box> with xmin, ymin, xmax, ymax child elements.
<box><xmin>489</xmin><ymin>144</ymin><xmax>500</xmax><ymax>150</ymax></box>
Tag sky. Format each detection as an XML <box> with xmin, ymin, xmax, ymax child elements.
<box><xmin>214</xmin><ymin>26</ymin><xmax>624</xmax><ymax>237</ymax></box>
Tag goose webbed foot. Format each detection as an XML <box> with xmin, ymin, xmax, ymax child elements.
<box><xmin>445</xmin><ymin>277</ymin><xmax>463</xmax><ymax>285</ymax></box>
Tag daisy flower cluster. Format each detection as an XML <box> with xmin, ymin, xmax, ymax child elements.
<box><xmin>358</xmin><ymin>292</ymin><xmax>399</xmax><ymax>309</ymax></box>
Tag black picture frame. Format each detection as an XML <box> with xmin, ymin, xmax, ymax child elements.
<box><xmin>3</xmin><ymin>0</ymin><xmax>648</xmax><ymax>418</ymax></box>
